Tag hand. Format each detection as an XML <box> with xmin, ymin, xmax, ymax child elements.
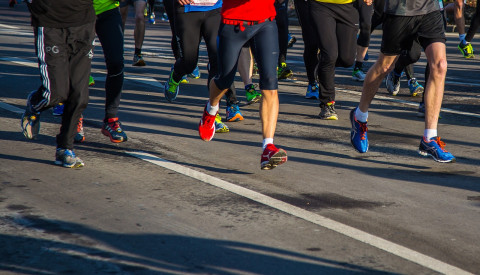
<box><xmin>364</xmin><ymin>0</ymin><xmax>373</xmax><ymax>5</ymax></box>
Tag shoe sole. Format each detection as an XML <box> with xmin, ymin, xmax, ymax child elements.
<box><xmin>278</xmin><ymin>72</ymin><xmax>293</xmax><ymax>80</ymax></box>
<box><xmin>261</xmin><ymin>149</ymin><xmax>287</xmax><ymax>170</ymax></box>
<box><xmin>226</xmin><ymin>114</ymin><xmax>244</xmax><ymax>122</ymax></box>
<box><xmin>22</xmin><ymin>116</ymin><xmax>39</xmax><ymax>139</ymax></box>
<box><xmin>101</xmin><ymin>129</ymin><xmax>126</xmax><ymax>143</ymax></box>
<box><xmin>418</xmin><ymin>150</ymin><xmax>456</xmax><ymax>163</ymax></box>
<box><xmin>133</xmin><ymin>60</ymin><xmax>146</xmax><ymax>66</ymax></box>
<box><xmin>319</xmin><ymin>115</ymin><xmax>338</xmax><ymax>120</ymax></box>
<box><xmin>410</xmin><ymin>87</ymin><xmax>424</xmax><ymax>97</ymax></box>
<box><xmin>245</xmin><ymin>97</ymin><xmax>262</xmax><ymax>105</ymax></box>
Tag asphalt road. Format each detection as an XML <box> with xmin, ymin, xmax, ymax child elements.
<box><xmin>0</xmin><ymin>4</ymin><xmax>479</xmax><ymax>275</ymax></box>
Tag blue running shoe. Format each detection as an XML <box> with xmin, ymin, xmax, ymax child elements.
<box><xmin>164</xmin><ymin>69</ymin><xmax>180</xmax><ymax>102</ymax></box>
<box><xmin>214</xmin><ymin>114</ymin><xmax>229</xmax><ymax>133</ymax></box>
<box><xmin>52</xmin><ymin>103</ymin><xmax>64</xmax><ymax>116</ymax></box>
<box><xmin>408</xmin><ymin>78</ymin><xmax>424</xmax><ymax>97</ymax></box>
<box><xmin>305</xmin><ymin>82</ymin><xmax>319</xmax><ymax>99</ymax></box>
<box><xmin>180</xmin><ymin>75</ymin><xmax>189</xmax><ymax>84</ymax></box>
<box><xmin>419</xmin><ymin>136</ymin><xmax>456</xmax><ymax>163</ymax></box>
<box><xmin>226</xmin><ymin>104</ymin><xmax>244</xmax><ymax>122</ymax></box>
<box><xmin>189</xmin><ymin>66</ymin><xmax>201</xmax><ymax>79</ymax></box>
<box><xmin>55</xmin><ymin>148</ymin><xmax>85</xmax><ymax>168</ymax></box>
<box><xmin>287</xmin><ymin>34</ymin><xmax>297</xmax><ymax>48</ymax></box>
<box><xmin>350</xmin><ymin>108</ymin><xmax>368</xmax><ymax>153</ymax></box>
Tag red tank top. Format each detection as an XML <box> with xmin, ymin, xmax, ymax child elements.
<box><xmin>221</xmin><ymin>0</ymin><xmax>276</xmax><ymax>22</ymax></box>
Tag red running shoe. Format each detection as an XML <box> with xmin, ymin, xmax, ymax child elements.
<box><xmin>199</xmin><ymin>105</ymin><xmax>216</xmax><ymax>141</ymax></box>
<box><xmin>260</xmin><ymin>144</ymin><xmax>287</xmax><ymax>170</ymax></box>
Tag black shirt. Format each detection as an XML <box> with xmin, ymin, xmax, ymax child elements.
<box><xmin>27</xmin><ymin>0</ymin><xmax>95</xmax><ymax>28</ymax></box>
<box><xmin>384</xmin><ymin>0</ymin><xmax>440</xmax><ymax>16</ymax></box>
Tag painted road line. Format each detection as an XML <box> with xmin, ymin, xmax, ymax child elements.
<box><xmin>127</xmin><ymin>151</ymin><xmax>473</xmax><ymax>275</ymax></box>
<box><xmin>0</xmin><ymin>24</ymin><xmax>19</xmax><ymax>29</ymax></box>
<box><xmin>0</xmin><ymin>57</ymin><xmax>37</xmax><ymax>68</ymax></box>
<box><xmin>0</xmin><ymin>102</ymin><xmax>24</xmax><ymax>114</ymax></box>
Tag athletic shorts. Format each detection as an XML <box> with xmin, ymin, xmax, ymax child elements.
<box><xmin>381</xmin><ymin>10</ymin><xmax>446</xmax><ymax>55</ymax></box>
<box><xmin>119</xmin><ymin>0</ymin><xmax>147</xmax><ymax>8</ymax></box>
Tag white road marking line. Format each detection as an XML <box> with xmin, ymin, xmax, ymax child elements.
<box><xmin>0</xmin><ymin>57</ymin><xmax>37</xmax><ymax>68</ymax></box>
<box><xmin>0</xmin><ymin>24</ymin><xmax>19</xmax><ymax>29</ymax></box>
<box><xmin>0</xmin><ymin>102</ymin><xmax>24</xmax><ymax>114</ymax></box>
<box><xmin>127</xmin><ymin>151</ymin><xmax>473</xmax><ymax>275</ymax></box>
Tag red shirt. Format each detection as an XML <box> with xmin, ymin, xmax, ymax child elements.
<box><xmin>221</xmin><ymin>0</ymin><xmax>276</xmax><ymax>22</ymax></box>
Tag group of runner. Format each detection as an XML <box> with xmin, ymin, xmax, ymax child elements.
<box><xmin>20</xmin><ymin>0</ymin><xmax>475</xmax><ymax>169</ymax></box>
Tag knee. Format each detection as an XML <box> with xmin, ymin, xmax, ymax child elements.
<box><xmin>106</xmin><ymin>60</ymin><xmax>124</xmax><ymax>76</ymax></box>
<box><xmin>429</xmin><ymin>58</ymin><xmax>448</xmax><ymax>77</ymax></box>
<box><xmin>336</xmin><ymin>56</ymin><xmax>355</xmax><ymax>68</ymax></box>
<box><xmin>320</xmin><ymin>53</ymin><xmax>337</xmax><ymax>67</ymax></box>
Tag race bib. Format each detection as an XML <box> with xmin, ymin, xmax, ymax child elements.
<box><xmin>190</xmin><ymin>0</ymin><xmax>217</xmax><ymax>6</ymax></box>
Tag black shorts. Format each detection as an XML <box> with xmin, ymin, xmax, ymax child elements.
<box><xmin>381</xmin><ymin>10</ymin><xmax>445</xmax><ymax>55</ymax></box>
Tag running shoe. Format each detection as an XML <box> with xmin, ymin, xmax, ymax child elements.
<box><xmin>149</xmin><ymin>12</ymin><xmax>156</xmax><ymax>24</ymax></box>
<box><xmin>101</xmin><ymin>117</ymin><xmax>128</xmax><ymax>143</ymax></box>
<box><xmin>133</xmin><ymin>53</ymin><xmax>146</xmax><ymax>66</ymax></box>
<box><xmin>417</xmin><ymin>102</ymin><xmax>425</xmax><ymax>118</ymax></box>
<box><xmin>277</xmin><ymin>62</ymin><xmax>293</xmax><ymax>80</ymax></box>
<box><xmin>352</xmin><ymin>67</ymin><xmax>366</xmax><ymax>82</ymax></box>
<box><xmin>164</xmin><ymin>69</ymin><xmax>180</xmax><ymax>102</ymax></box>
<box><xmin>408</xmin><ymin>78</ymin><xmax>424</xmax><ymax>97</ymax></box>
<box><xmin>458</xmin><ymin>42</ymin><xmax>474</xmax><ymax>58</ymax></box>
<box><xmin>260</xmin><ymin>143</ymin><xmax>287</xmax><ymax>170</ymax></box>
<box><xmin>416</xmin><ymin>102</ymin><xmax>441</xmax><ymax>119</ymax></box>
<box><xmin>21</xmin><ymin>91</ymin><xmax>41</xmax><ymax>140</ymax></box>
<box><xmin>180</xmin><ymin>75</ymin><xmax>189</xmax><ymax>84</ymax></box>
<box><xmin>350</xmin><ymin>108</ymin><xmax>368</xmax><ymax>153</ymax></box>
<box><xmin>385</xmin><ymin>71</ymin><xmax>401</xmax><ymax>96</ymax></box>
<box><xmin>319</xmin><ymin>102</ymin><xmax>338</xmax><ymax>120</ymax></box>
<box><xmin>52</xmin><ymin>103</ymin><xmax>64</xmax><ymax>116</ymax></box>
<box><xmin>89</xmin><ymin>75</ymin><xmax>95</xmax><ymax>86</ymax></box>
<box><xmin>188</xmin><ymin>66</ymin><xmax>201</xmax><ymax>79</ymax></box>
<box><xmin>74</xmin><ymin>115</ymin><xmax>85</xmax><ymax>143</ymax></box>
<box><xmin>419</xmin><ymin>136</ymin><xmax>456</xmax><ymax>163</ymax></box>
<box><xmin>287</xmin><ymin>34</ymin><xmax>297</xmax><ymax>48</ymax></box>
<box><xmin>161</xmin><ymin>12</ymin><xmax>169</xmax><ymax>21</ymax></box>
<box><xmin>199</xmin><ymin>105</ymin><xmax>216</xmax><ymax>141</ymax></box>
<box><xmin>226</xmin><ymin>104</ymin><xmax>244</xmax><ymax>122</ymax></box>
<box><xmin>245</xmin><ymin>84</ymin><xmax>262</xmax><ymax>105</ymax></box>
<box><xmin>252</xmin><ymin>63</ymin><xmax>259</xmax><ymax>76</ymax></box>
<box><xmin>305</xmin><ymin>82</ymin><xmax>319</xmax><ymax>99</ymax></box>
<box><xmin>55</xmin><ymin>148</ymin><xmax>85</xmax><ymax>168</ymax></box>
<box><xmin>215</xmin><ymin>114</ymin><xmax>230</xmax><ymax>133</ymax></box>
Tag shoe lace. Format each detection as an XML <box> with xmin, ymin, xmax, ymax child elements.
<box><xmin>435</xmin><ymin>137</ymin><xmax>448</xmax><ymax>152</ymax></box>
<box><xmin>107</xmin><ymin>118</ymin><xmax>121</xmax><ymax>131</ymax></box>
<box><xmin>357</xmin><ymin>120</ymin><xmax>368</xmax><ymax>140</ymax></box>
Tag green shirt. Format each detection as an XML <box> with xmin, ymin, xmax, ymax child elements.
<box><xmin>93</xmin><ymin>0</ymin><xmax>119</xmax><ymax>15</ymax></box>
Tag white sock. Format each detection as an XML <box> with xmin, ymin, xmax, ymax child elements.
<box><xmin>424</xmin><ymin>129</ymin><xmax>437</xmax><ymax>141</ymax></box>
<box><xmin>355</xmin><ymin>107</ymin><xmax>368</xmax><ymax>122</ymax></box>
<box><xmin>207</xmin><ymin>101</ymin><xmax>218</xmax><ymax>116</ymax></box>
<box><xmin>459</xmin><ymin>34</ymin><xmax>467</xmax><ymax>44</ymax></box>
<box><xmin>262</xmin><ymin>138</ymin><xmax>274</xmax><ymax>150</ymax></box>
